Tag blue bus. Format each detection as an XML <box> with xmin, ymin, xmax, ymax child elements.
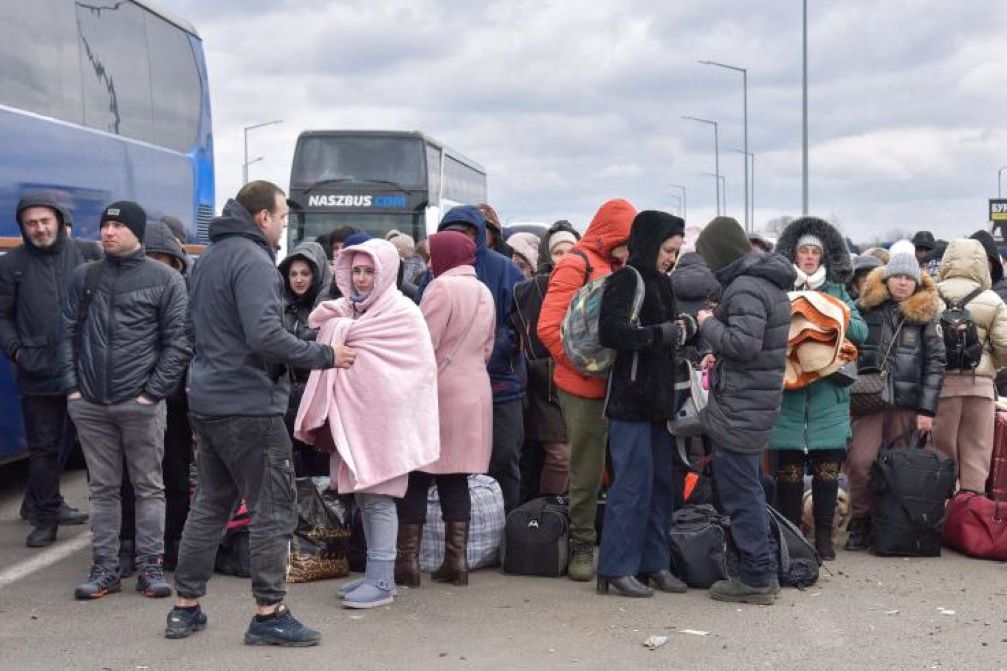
<box><xmin>0</xmin><ymin>0</ymin><xmax>214</xmax><ymax>463</ymax></box>
<box><xmin>286</xmin><ymin>130</ymin><xmax>487</xmax><ymax>248</ymax></box>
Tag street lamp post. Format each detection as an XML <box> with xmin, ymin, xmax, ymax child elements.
<box><xmin>667</xmin><ymin>183</ymin><xmax>687</xmax><ymax>222</ymax></box>
<box><xmin>802</xmin><ymin>0</ymin><xmax>809</xmax><ymax>215</ymax></box>
<box><xmin>734</xmin><ymin>149</ymin><xmax>755</xmax><ymax>231</ymax></box>
<box><xmin>702</xmin><ymin>173</ymin><xmax>727</xmax><ymax>215</ymax></box>
<box><xmin>666</xmin><ymin>194</ymin><xmax>683</xmax><ymax>217</ymax></box>
<box><xmin>243</xmin><ymin>119</ymin><xmax>283</xmax><ymax>184</ymax></box>
<box><xmin>999</xmin><ymin>166</ymin><xmax>1007</xmax><ymax>198</ymax></box>
<box><xmin>683</xmin><ymin>116</ymin><xmax>720</xmax><ymax>216</ymax></box>
<box><xmin>699</xmin><ymin>60</ymin><xmax>749</xmax><ymax>232</ymax></box>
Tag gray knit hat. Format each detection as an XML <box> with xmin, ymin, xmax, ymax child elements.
<box><xmin>796</xmin><ymin>234</ymin><xmax>823</xmax><ymax>251</ymax></box>
<box><xmin>883</xmin><ymin>239</ymin><xmax>921</xmax><ymax>283</ymax></box>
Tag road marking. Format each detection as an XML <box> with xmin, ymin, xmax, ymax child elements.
<box><xmin>0</xmin><ymin>532</ymin><xmax>91</xmax><ymax>589</ymax></box>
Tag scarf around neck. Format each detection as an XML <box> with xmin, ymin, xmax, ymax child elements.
<box><xmin>793</xmin><ymin>264</ymin><xmax>827</xmax><ymax>290</ymax></box>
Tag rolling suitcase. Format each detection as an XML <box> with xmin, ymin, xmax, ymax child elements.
<box><xmin>987</xmin><ymin>411</ymin><xmax>1007</xmax><ymax>500</ymax></box>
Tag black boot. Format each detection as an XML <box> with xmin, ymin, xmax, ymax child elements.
<box><xmin>394</xmin><ymin>523</ymin><xmax>423</xmax><ymax>587</ymax></box>
<box><xmin>774</xmin><ymin>464</ymin><xmax>805</xmax><ymax>528</ymax></box>
<box><xmin>812</xmin><ymin>463</ymin><xmax>839</xmax><ymax>560</ymax></box>
<box><xmin>845</xmin><ymin>516</ymin><xmax>871</xmax><ymax>551</ymax></box>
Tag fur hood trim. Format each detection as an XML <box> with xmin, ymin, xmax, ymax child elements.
<box><xmin>857</xmin><ymin>266</ymin><xmax>940</xmax><ymax>324</ymax></box>
<box><xmin>776</xmin><ymin>216</ymin><xmax>853</xmax><ymax>285</ymax></box>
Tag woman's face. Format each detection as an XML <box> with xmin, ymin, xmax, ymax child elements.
<box><xmin>611</xmin><ymin>244</ymin><xmax>629</xmax><ymax>265</ymax></box>
<box><xmin>287</xmin><ymin>259</ymin><xmax>313</xmax><ymax>297</ymax></box>
<box><xmin>886</xmin><ymin>274</ymin><xmax>916</xmax><ymax>302</ymax></box>
<box><xmin>656</xmin><ymin>235</ymin><xmax>684</xmax><ymax>274</ymax></box>
<box><xmin>550</xmin><ymin>241</ymin><xmax>573</xmax><ymax>264</ymax></box>
<box><xmin>515</xmin><ymin>255</ymin><xmax>534</xmax><ymax>279</ymax></box>
<box><xmin>796</xmin><ymin>244</ymin><xmax>822</xmax><ymax>274</ymax></box>
<box><xmin>352</xmin><ymin>264</ymin><xmax>375</xmax><ymax>294</ymax></box>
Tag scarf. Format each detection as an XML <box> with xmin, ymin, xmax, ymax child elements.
<box><xmin>793</xmin><ymin>264</ymin><xmax>827</xmax><ymax>291</ymax></box>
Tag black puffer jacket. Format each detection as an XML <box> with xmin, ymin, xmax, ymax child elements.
<box><xmin>670</xmin><ymin>252</ymin><xmax>721</xmax><ymax>364</ymax></box>
<box><xmin>187</xmin><ymin>199</ymin><xmax>334</xmax><ymax>417</ymax></box>
<box><xmin>0</xmin><ymin>195</ymin><xmax>101</xmax><ymax>395</ymax></box>
<box><xmin>59</xmin><ymin>248</ymin><xmax>191</xmax><ymax>404</ymax></box>
<box><xmin>701</xmin><ymin>252</ymin><xmax>796</xmax><ymax>454</ymax></box>
<box><xmin>856</xmin><ymin>267</ymin><xmax>945</xmax><ymax>415</ymax></box>
<box><xmin>599</xmin><ymin>211</ymin><xmax>686</xmax><ymax>422</ymax></box>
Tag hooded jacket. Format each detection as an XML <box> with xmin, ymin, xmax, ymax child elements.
<box><xmin>670</xmin><ymin>252</ymin><xmax>721</xmax><ymax>365</ymax></box>
<box><xmin>856</xmin><ymin>267</ymin><xmax>945</xmax><ymax>415</ymax></box>
<box><xmin>143</xmin><ymin>220</ymin><xmax>188</xmax><ymax>273</ymax></box>
<box><xmin>58</xmin><ymin>245</ymin><xmax>191</xmax><ymax>405</ymax></box>
<box><xmin>279</xmin><ymin>241</ymin><xmax>332</xmax><ymax>343</ymax></box>
<box><xmin>538</xmin><ymin>199</ymin><xmax>636</xmax><ymax>398</ymax></box>
<box><xmin>599</xmin><ymin>211</ymin><xmax>686</xmax><ymax>421</ymax></box>
<box><xmin>700</xmin><ymin>252</ymin><xmax>796</xmax><ymax>454</ymax></box>
<box><xmin>935</xmin><ymin>239</ymin><xmax>1007</xmax><ymax>383</ymax></box>
<box><xmin>435</xmin><ymin>205</ymin><xmax>526</xmax><ymax>404</ymax></box>
<box><xmin>0</xmin><ymin>195</ymin><xmax>102</xmax><ymax>395</ymax></box>
<box><xmin>187</xmin><ymin>199</ymin><xmax>334</xmax><ymax>417</ymax></box>
<box><xmin>769</xmin><ymin>217</ymin><xmax>868</xmax><ymax>452</ymax></box>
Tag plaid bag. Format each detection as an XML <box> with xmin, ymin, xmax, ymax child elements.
<box><xmin>420</xmin><ymin>475</ymin><xmax>505</xmax><ymax>572</ymax></box>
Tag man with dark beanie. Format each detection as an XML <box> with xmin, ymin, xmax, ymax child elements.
<box><xmin>59</xmin><ymin>201</ymin><xmax>191</xmax><ymax>601</ymax></box>
<box><xmin>695</xmin><ymin>216</ymin><xmax>795</xmax><ymax>605</ymax></box>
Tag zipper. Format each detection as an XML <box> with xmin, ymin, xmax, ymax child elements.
<box><xmin>104</xmin><ymin>269</ymin><xmax>115</xmax><ymax>401</ymax></box>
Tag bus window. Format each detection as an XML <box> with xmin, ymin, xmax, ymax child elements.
<box><xmin>293</xmin><ymin>136</ymin><xmax>425</xmax><ymax>188</ymax></box>
<box><xmin>146</xmin><ymin>13</ymin><xmax>202</xmax><ymax>152</ymax></box>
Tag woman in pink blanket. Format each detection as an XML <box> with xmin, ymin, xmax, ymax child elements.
<box><xmin>295</xmin><ymin>238</ymin><xmax>439</xmax><ymax>609</ymax></box>
<box><xmin>394</xmin><ymin>231</ymin><xmax>496</xmax><ymax>588</ymax></box>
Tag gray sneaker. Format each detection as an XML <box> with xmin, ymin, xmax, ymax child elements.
<box><xmin>709</xmin><ymin>578</ymin><xmax>775</xmax><ymax>605</ymax></box>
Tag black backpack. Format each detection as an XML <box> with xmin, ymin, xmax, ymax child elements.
<box><xmin>724</xmin><ymin>504</ymin><xmax>821</xmax><ymax>590</ymax></box>
<box><xmin>501</xmin><ymin>496</ymin><xmax>569</xmax><ymax>576</ymax></box>
<box><xmin>870</xmin><ymin>434</ymin><xmax>957</xmax><ymax>556</ymax></box>
<box><xmin>938</xmin><ymin>287</ymin><xmax>985</xmax><ymax>371</ymax></box>
<box><xmin>668</xmin><ymin>504</ymin><xmax>730</xmax><ymax>588</ymax></box>
<box><xmin>511</xmin><ymin>275</ymin><xmax>551</xmax><ymax>361</ymax></box>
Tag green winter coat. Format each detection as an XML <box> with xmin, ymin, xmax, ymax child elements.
<box><xmin>768</xmin><ymin>281</ymin><xmax>868</xmax><ymax>452</ymax></box>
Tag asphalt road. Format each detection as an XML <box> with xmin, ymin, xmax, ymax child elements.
<box><xmin>0</xmin><ymin>464</ymin><xmax>1005</xmax><ymax>671</ymax></box>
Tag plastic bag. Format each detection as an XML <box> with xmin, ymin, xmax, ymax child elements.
<box><xmin>286</xmin><ymin>477</ymin><xmax>352</xmax><ymax>583</ymax></box>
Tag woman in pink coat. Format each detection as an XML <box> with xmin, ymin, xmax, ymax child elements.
<box><xmin>395</xmin><ymin>231</ymin><xmax>496</xmax><ymax>588</ymax></box>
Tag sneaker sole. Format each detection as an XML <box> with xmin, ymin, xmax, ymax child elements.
<box><xmin>341</xmin><ymin>595</ymin><xmax>394</xmax><ymax>609</ymax></box>
<box><xmin>74</xmin><ymin>584</ymin><xmax>122</xmax><ymax>600</ymax></box>
<box><xmin>165</xmin><ymin>621</ymin><xmax>206</xmax><ymax>639</ymax></box>
<box><xmin>709</xmin><ymin>591</ymin><xmax>775</xmax><ymax>606</ymax></box>
<box><xmin>244</xmin><ymin>632</ymin><xmax>320</xmax><ymax>647</ymax></box>
<box><xmin>140</xmin><ymin>588</ymin><xmax>173</xmax><ymax>598</ymax></box>
<box><xmin>339</xmin><ymin>587</ymin><xmax>397</xmax><ymax>599</ymax></box>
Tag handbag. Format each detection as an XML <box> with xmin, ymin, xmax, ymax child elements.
<box><xmin>831</xmin><ymin>359</ymin><xmax>858</xmax><ymax>388</ymax></box>
<box><xmin>668</xmin><ymin>360</ymin><xmax>708</xmax><ymax>438</ymax></box>
<box><xmin>942</xmin><ymin>490</ymin><xmax>1007</xmax><ymax>561</ymax></box>
<box><xmin>850</xmin><ymin>318</ymin><xmax>904</xmax><ymax>417</ymax></box>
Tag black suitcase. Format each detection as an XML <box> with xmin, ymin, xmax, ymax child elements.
<box><xmin>502</xmin><ymin>496</ymin><xmax>570</xmax><ymax>576</ymax></box>
<box><xmin>668</xmin><ymin>504</ymin><xmax>729</xmax><ymax>588</ymax></box>
<box><xmin>870</xmin><ymin>435</ymin><xmax>956</xmax><ymax>557</ymax></box>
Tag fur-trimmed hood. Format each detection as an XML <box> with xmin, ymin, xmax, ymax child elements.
<box><xmin>775</xmin><ymin>216</ymin><xmax>853</xmax><ymax>285</ymax></box>
<box><xmin>857</xmin><ymin>266</ymin><xmax>940</xmax><ymax>324</ymax></box>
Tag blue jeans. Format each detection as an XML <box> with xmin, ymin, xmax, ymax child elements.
<box><xmin>598</xmin><ymin>420</ymin><xmax>674</xmax><ymax>577</ymax></box>
<box><xmin>711</xmin><ymin>443</ymin><xmax>773</xmax><ymax>588</ymax></box>
<box><xmin>357</xmin><ymin>493</ymin><xmax>397</xmax><ymax>562</ymax></box>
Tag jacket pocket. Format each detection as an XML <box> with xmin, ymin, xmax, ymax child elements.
<box><xmin>16</xmin><ymin>336</ymin><xmax>53</xmax><ymax>378</ymax></box>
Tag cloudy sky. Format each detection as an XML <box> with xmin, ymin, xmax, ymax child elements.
<box><xmin>160</xmin><ymin>0</ymin><xmax>1007</xmax><ymax>243</ymax></box>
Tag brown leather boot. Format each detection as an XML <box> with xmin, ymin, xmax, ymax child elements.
<box><xmin>431</xmin><ymin>521</ymin><xmax>469</xmax><ymax>586</ymax></box>
<box><xmin>394</xmin><ymin>523</ymin><xmax>423</xmax><ymax>587</ymax></box>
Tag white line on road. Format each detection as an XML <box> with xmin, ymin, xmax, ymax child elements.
<box><xmin>0</xmin><ymin>532</ymin><xmax>91</xmax><ymax>590</ymax></box>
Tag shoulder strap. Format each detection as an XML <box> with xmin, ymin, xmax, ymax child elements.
<box><xmin>568</xmin><ymin>249</ymin><xmax>593</xmax><ymax>286</ymax></box>
<box><xmin>73</xmin><ymin>261</ymin><xmax>106</xmax><ymax>362</ymax></box>
<box><xmin>880</xmin><ymin>317</ymin><xmax>905</xmax><ymax>371</ymax></box>
<box><xmin>962</xmin><ymin>286</ymin><xmax>985</xmax><ymax>308</ymax></box>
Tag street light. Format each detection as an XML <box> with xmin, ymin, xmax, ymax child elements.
<box><xmin>999</xmin><ymin>166</ymin><xmax>1007</xmax><ymax>198</ymax></box>
<box><xmin>702</xmin><ymin>172</ymin><xmax>727</xmax><ymax>215</ymax></box>
<box><xmin>243</xmin><ymin>119</ymin><xmax>283</xmax><ymax>184</ymax></box>
<box><xmin>802</xmin><ymin>0</ymin><xmax>809</xmax><ymax>215</ymax></box>
<box><xmin>666</xmin><ymin>193</ymin><xmax>683</xmax><ymax>217</ymax></box>
<box><xmin>683</xmin><ymin>116</ymin><xmax>720</xmax><ymax>215</ymax></box>
<box><xmin>667</xmin><ymin>183</ymin><xmax>687</xmax><ymax>222</ymax></box>
<box><xmin>699</xmin><ymin>60</ymin><xmax>749</xmax><ymax>232</ymax></box>
<box><xmin>734</xmin><ymin>149</ymin><xmax>755</xmax><ymax>230</ymax></box>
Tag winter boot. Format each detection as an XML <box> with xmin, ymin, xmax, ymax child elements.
<box><xmin>342</xmin><ymin>560</ymin><xmax>395</xmax><ymax>609</ymax></box>
<box><xmin>431</xmin><ymin>521</ymin><xmax>469</xmax><ymax>586</ymax></box>
<box><xmin>567</xmin><ymin>539</ymin><xmax>595</xmax><ymax>582</ymax></box>
<box><xmin>394</xmin><ymin>523</ymin><xmax>423</xmax><ymax>587</ymax></box>
<box><xmin>845</xmin><ymin>516</ymin><xmax>871</xmax><ymax>551</ymax></box>
<box><xmin>337</xmin><ymin>576</ymin><xmax>397</xmax><ymax>599</ymax></box>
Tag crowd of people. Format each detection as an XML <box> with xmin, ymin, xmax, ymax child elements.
<box><xmin>2</xmin><ymin>180</ymin><xmax>1006</xmax><ymax>646</ymax></box>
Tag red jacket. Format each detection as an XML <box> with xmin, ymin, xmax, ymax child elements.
<box><xmin>537</xmin><ymin>199</ymin><xmax>636</xmax><ymax>398</ymax></box>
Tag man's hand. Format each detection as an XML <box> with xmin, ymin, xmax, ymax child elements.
<box><xmin>697</xmin><ymin>309</ymin><xmax>714</xmax><ymax>326</ymax></box>
<box><xmin>700</xmin><ymin>353</ymin><xmax>716</xmax><ymax>370</ymax></box>
<box><xmin>137</xmin><ymin>394</ymin><xmax>155</xmax><ymax>406</ymax></box>
<box><xmin>67</xmin><ymin>391</ymin><xmax>82</xmax><ymax>401</ymax></box>
<box><xmin>334</xmin><ymin>344</ymin><xmax>357</xmax><ymax>368</ymax></box>
<box><xmin>916</xmin><ymin>414</ymin><xmax>933</xmax><ymax>433</ymax></box>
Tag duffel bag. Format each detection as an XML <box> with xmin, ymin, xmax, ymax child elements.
<box><xmin>870</xmin><ymin>433</ymin><xmax>956</xmax><ymax>557</ymax></box>
<box><xmin>420</xmin><ymin>475</ymin><xmax>505</xmax><ymax>572</ymax></box>
<box><xmin>501</xmin><ymin>495</ymin><xmax>570</xmax><ymax>576</ymax></box>
<box><xmin>668</xmin><ymin>504</ymin><xmax>729</xmax><ymax>588</ymax></box>
<box><xmin>942</xmin><ymin>490</ymin><xmax>1007</xmax><ymax>561</ymax></box>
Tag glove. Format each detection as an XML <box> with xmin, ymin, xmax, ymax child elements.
<box><xmin>676</xmin><ymin>313</ymin><xmax>698</xmax><ymax>343</ymax></box>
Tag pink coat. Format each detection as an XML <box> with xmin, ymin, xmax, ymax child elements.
<box><xmin>419</xmin><ymin>265</ymin><xmax>496</xmax><ymax>475</ymax></box>
<box><xmin>294</xmin><ymin>239</ymin><xmax>440</xmax><ymax>497</ymax></box>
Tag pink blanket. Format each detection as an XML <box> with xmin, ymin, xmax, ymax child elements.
<box><xmin>294</xmin><ymin>239</ymin><xmax>440</xmax><ymax>496</ymax></box>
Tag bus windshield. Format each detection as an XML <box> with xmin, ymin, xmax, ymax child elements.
<box><xmin>292</xmin><ymin>136</ymin><xmax>426</xmax><ymax>188</ymax></box>
<box><xmin>291</xmin><ymin>211</ymin><xmax>423</xmax><ymax>243</ymax></box>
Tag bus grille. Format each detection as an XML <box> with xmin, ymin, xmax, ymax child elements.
<box><xmin>196</xmin><ymin>205</ymin><xmax>214</xmax><ymax>243</ymax></box>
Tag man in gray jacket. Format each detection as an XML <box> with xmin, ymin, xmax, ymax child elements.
<box><xmin>61</xmin><ymin>201</ymin><xmax>191</xmax><ymax>601</ymax></box>
<box><xmin>167</xmin><ymin>181</ymin><xmax>345</xmax><ymax>648</ymax></box>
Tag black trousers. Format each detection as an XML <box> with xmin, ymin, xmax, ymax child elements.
<box><xmin>490</xmin><ymin>399</ymin><xmax>524</xmax><ymax>514</ymax></box>
<box><xmin>21</xmin><ymin>395</ymin><xmax>71</xmax><ymax>525</ymax></box>
<box><xmin>397</xmin><ymin>472</ymin><xmax>471</xmax><ymax>524</ymax></box>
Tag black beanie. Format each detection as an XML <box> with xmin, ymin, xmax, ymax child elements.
<box><xmin>696</xmin><ymin>216</ymin><xmax>750</xmax><ymax>273</ymax></box>
<box><xmin>100</xmin><ymin>200</ymin><xmax>147</xmax><ymax>242</ymax></box>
